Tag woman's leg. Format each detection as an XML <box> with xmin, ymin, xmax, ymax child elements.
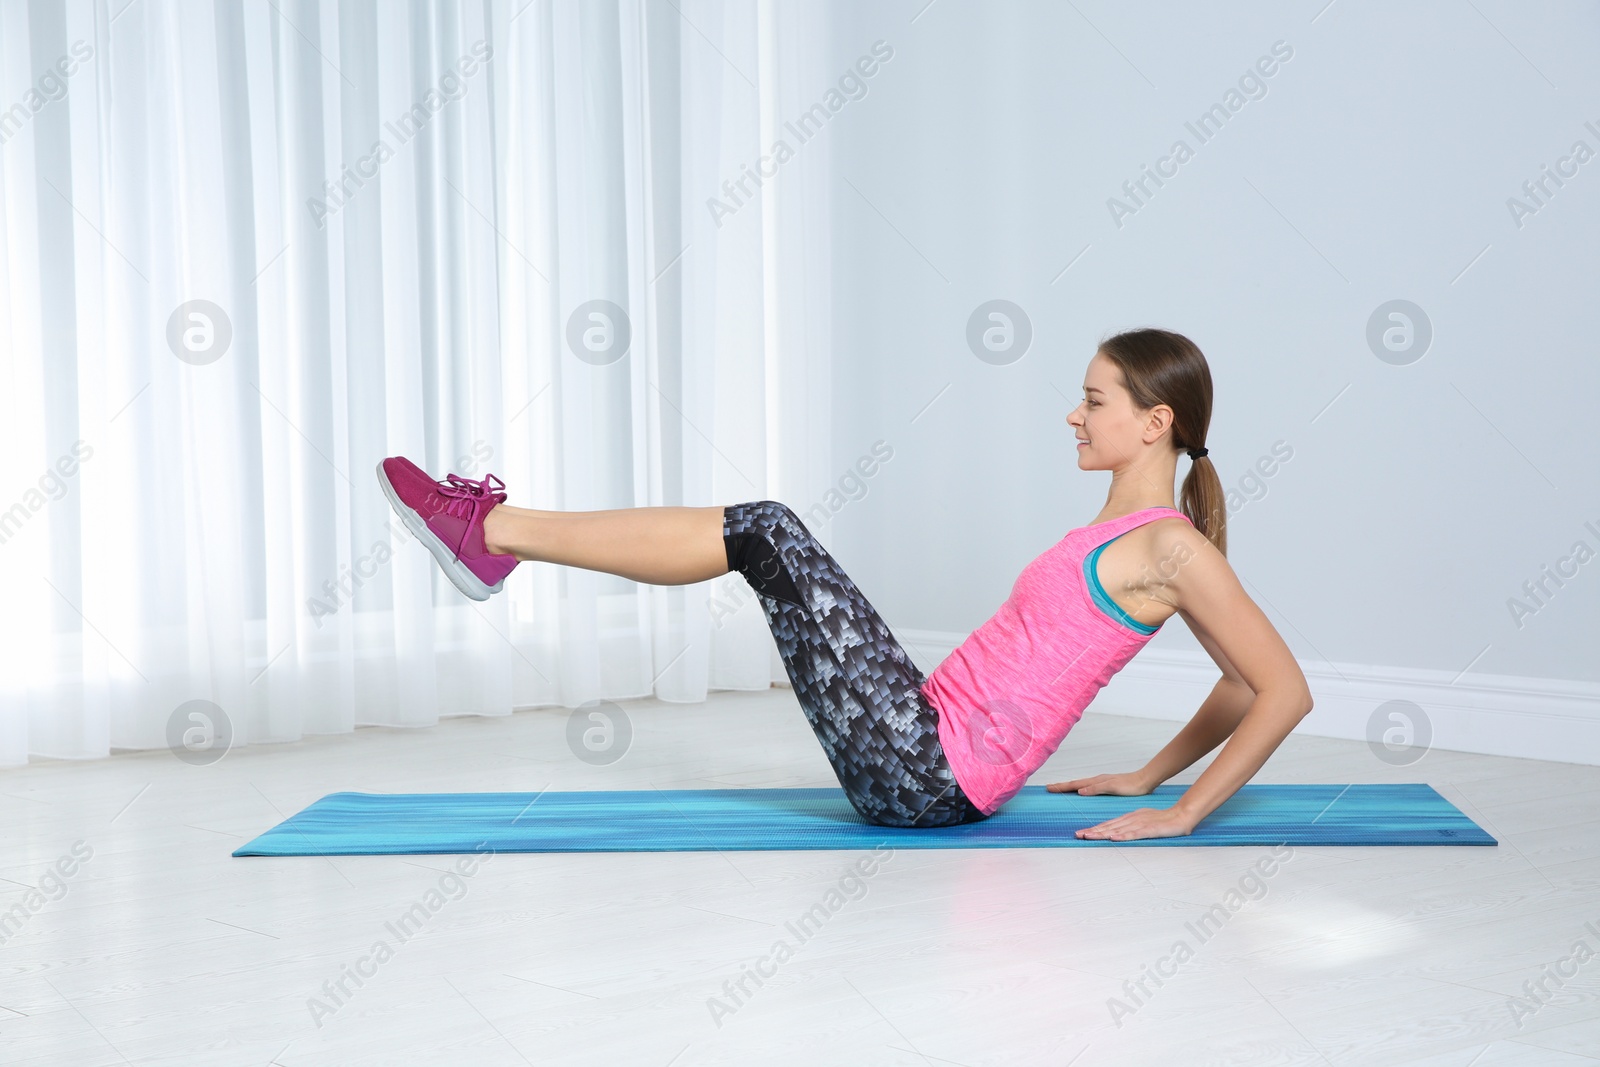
<box><xmin>482</xmin><ymin>493</ymin><xmax>986</xmax><ymax>828</ymax></box>
<box><xmin>722</xmin><ymin>501</ymin><xmax>989</xmax><ymax>829</ymax></box>
<box><xmin>483</xmin><ymin>504</ymin><xmax>729</xmax><ymax>585</ymax></box>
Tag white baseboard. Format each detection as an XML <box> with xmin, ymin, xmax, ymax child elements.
<box><xmin>895</xmin><ymin>629</ymin><xmax>1600</xmax><ymax>768</ymax></box>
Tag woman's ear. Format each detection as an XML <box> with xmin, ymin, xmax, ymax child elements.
<box><xmin>1143</xmin><ymin>404</ymin><xmax>1175</xmax><ymax>443</ymax></box>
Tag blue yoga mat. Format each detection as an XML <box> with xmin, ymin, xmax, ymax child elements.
<box><xmin>232</xmin><ymin>783</ymin><xmax>1495</xmax><ymax>855</ymax></box>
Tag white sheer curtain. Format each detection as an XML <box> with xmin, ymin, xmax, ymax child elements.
<box><xmin>0</xmin><ymin>0</ymin><xmax>834</xmax><ymax>765</ymax></box>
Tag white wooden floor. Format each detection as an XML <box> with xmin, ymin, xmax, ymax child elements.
<box><xmin>2</xmin><ymin>686</ymin><xmax>1598</xmax><ymax>1067</ymax></box>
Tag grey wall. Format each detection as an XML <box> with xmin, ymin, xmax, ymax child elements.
<box><xmin>819</xmin><ymin>1</ymin><xmax>1600</xmax><ymax>684</ymax></box>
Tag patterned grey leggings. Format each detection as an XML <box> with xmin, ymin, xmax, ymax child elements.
<box><xmin>722</xmin><ymin>500</ymin><xmax>990</xmax><ymax>829</ymax></box>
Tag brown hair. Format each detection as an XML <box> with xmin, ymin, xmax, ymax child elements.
<box><xmin>1096</xmin><ymin>328</ymin><xmax>1227</xmax><ymax>558</ymax></box>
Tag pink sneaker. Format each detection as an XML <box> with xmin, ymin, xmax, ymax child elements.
<box><xmin>376</xmin><ymin>457</ymin><xmax>519</xmax><ymax>601</ymax></box>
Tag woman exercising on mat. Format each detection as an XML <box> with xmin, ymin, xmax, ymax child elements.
<box><xmin>376</xmin><ymin>328</ymin><xmax>1313</xmax><ymax>842</ymax></box>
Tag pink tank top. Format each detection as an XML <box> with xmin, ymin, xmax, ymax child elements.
<box><xmin>922</xmin><ymin>506</ymin><xmax>1194</xmax><ymax>815</ymax></box>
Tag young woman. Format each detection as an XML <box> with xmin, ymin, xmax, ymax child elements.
<box><xmin>376</xmin><ymin>328</ymin><xmax>1313</xmax><ymax>842</ymax></box>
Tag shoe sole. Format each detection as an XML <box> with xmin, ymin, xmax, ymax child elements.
<box><xmin>375</xmin><ymin>461</ymin><xmax>504</xmax><ymax>602</ymax></box>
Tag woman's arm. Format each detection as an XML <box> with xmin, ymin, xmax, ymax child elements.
<box><xmin>1075</xmin><ymin>523</ymin><xmax>1313</xmax><ymax>841</ymax></box>
<box><xmin>1170</xmin><ymin>685</ymin><xmax>1312</xmax><ymax>828</ymax></box>
<box><xmin>1048</xmin><ymin>678</ymin><xmax>1248</xmax><ymax>797</ymax></box>
<box><xmin>1137</xmin><ymin>675</ymin><xmax>1255</xmax><ymax>788</ymax></box>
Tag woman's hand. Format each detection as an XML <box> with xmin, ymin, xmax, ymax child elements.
<box><xmin>1045</xmin><ymin>771</ymin><xmax>1153</xmax><ymax>797</ymax></box>
<box><xmin>1072</xmin><ymin>806</ymin><xmax>1197</xmax><ymax>842</ymax></box>
<box><xmin>1048</xmin><ymin>771</ymin><xmax>1198</xmax><ymax>841</ymax></box>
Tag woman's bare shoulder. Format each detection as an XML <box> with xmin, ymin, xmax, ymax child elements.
<box><xmin>1142</xmin><ymin>515</ymin><xmax>1212</xmax><ymax>562</ymax></box>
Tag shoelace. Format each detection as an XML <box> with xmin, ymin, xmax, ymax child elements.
<box><xmin>437</xmin><ymin>472</ymin><xmax>507</xmax><ymax>521</ymax></box>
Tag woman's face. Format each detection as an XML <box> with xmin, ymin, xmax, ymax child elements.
<box><xmin>1066</xmin><ymin>352</ymin><xmax>1167</xmax><ymax>469</ymax></box>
